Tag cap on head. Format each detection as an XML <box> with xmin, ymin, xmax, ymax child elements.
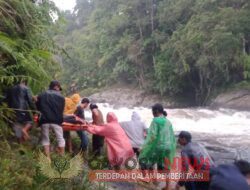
<box><xmin>49</xmin><ymin>80</ymin><xmax>62</xmax><ymax>91</ymax></box>
<box><xmin>178</xmin><ymin>131</ymin><xmax>192</xmax><ymax>142</ymax></box>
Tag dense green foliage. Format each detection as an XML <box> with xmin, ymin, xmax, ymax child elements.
<box><xmin>0</xmin><ymin>2</ymin><xmax>108</xmax><ymax>189</ymax></box>
<box><xmin>0</xmin><ymin>0</ymin><xmax>60</xmax><ymax>95</ymax></box>
<box><xmin>0</xmin><ymin>138</ymin><xmax>107</xmax><ymax>190</ymax></box>
<box><xmin>0</xmin><ymin>0</ymin><xmax>61</xmax><ymax>133</ymax></box>
<box><xmin>58</xmin><ymin>0</ymin><xmax>250</xmax><ymax>105</ymax></box>
<box><xmin>0</xmin><ymin>1</ymin><xmax>93</xmax><ymax>189</ymax></box>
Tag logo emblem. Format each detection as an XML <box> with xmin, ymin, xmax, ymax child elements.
<box><xmin>38</xmin><ymin>151</ymin><xmax>84</xmax><ymax>179</ymax></box>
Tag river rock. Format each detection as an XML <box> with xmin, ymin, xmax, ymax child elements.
<box><xmin>89</xmin><ymin>87</ymin><xmax>182</xmax><ymax>108</ymax></box>
<box><xmin>211</xmin><ymin>89</ymin><xmax>250</xmax><ymax>111</ymax></box>
<box><xmin>89</xmin><ymin>87</ymin><xmax>143</xmax><ymax>108</ymax></box>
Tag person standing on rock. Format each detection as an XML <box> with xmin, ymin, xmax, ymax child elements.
<box><xmin>120</xmin><ymin>111</ymin><xmax>147</xmax><ymax>157</ymax></box>
<box><xmin>90</xmin><ymin>103</ymin><xmax>105</xmax><ymax>156</ymax></box>
<box><xmin>36</xmin><ymin>80</ymin><xmax>65</xmax><ymax>158</ymax></box>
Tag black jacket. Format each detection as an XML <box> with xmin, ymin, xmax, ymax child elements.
<box><xmin>74</xmin><ymin>106</ymin><xmax>84</xmax><ymax>119</ymax></box>
<box><xmin>6</xmin><ymin>84</ymin><xmax>35</xmax><ymax>123</ymax></box>
<box><xmin>36</xmin><ymin>90</ymin><xmax>65</xmax><ymax>125</ymax></box>
<box><xmin>209</xmin><ymin>164</ymin><xmax>249</xmax><ymax>190</ymax></box>
<box><xmin>6</xmin><ymin>84</ymin><xmax>34</xmax><ymax>110</ymax></box>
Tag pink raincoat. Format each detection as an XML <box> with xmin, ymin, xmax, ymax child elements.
<box><xmin>86</xmin><ymin>112</ymin><xmax>134</xmax><ymax>166</ymax></box>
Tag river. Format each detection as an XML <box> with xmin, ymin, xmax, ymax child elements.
<box><xmin>85</xmin><ymin>103</ymin><xmax>250</xmax><ymax>164</ymax></box>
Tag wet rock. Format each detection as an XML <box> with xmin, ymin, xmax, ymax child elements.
<box><xmin>211</xmin><ymin>89</ymin><xmax>250</xmax><ymax>111</ymax></box>
<box><xmin>89</xmin><ymin>86</ymin><xmax>187</xmax><ymax>108</ymax></box>
<box><xmin>89</xmin><ymin>87</ymin><xmax>144</xmax><ymax>108</ymax></box>
<box><xmin>188</xmin><ymin>132</ymin><xmax>250</xmax><ymax>163</ymax></box>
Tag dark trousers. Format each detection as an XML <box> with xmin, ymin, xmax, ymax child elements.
<box><xmin>133</xmin><ymin>148</ymin><xmax>140</xmax><ymax>157</ymax></box>
<box><xmin>64</xmin><ymin>130</ymin><xmax>88</xmax><ymax>151</ymax></box>
<box><xmin>77</xmin><ymin>130</ymin><xmax>88</xmax><ymax>151</ymax></box>
<box><xmin>92</xmin><ymin>134</ymin><xmax>104</xmax><ymax>156</ymax></box>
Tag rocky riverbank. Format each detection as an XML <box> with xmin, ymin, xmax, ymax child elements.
<box><xmin>89</xmin><ymin>88</ymin><xmax>164</xmax><ymax>108</ymax></box>
<box><xmin>88</xmin><ymin>86</ymin><xmax>250</xmax><ymax>111</ymax></box>
<box><xmin>88</xmin><ymin>86</ymin><xmax>191</xmax><ymax>109</ymax></box>
<box><xmin>211</xmin><ymin>89</ymin><xmax>250</xmax><ymax>111</ymax></box>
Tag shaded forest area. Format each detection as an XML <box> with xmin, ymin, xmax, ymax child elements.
<box><xmin>57</xmin><ymin>0</ymin><xmax>250</xmax><ymax>105</ymax></box>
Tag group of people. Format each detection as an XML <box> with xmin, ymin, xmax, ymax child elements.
<box><xmin>5</xmin><ymin>79</ymin><xmax>250</xmax><ymax>190</ymax></box>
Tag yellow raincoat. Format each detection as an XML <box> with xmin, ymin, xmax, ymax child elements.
<box><xmin>64</xmin><ymin>93</ymin><xmax>81</xmax><ymax>114</ymax></box>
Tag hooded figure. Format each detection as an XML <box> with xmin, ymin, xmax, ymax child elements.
<box><xmin>64</xmin><ymin>97</ymin><xmax>74</xmax><ymax>115</ymax></box>
<box><xmin>86</xmin><ymin>112</ymin><xmax>134</xmax><ymax>167</ymax></box>
<box><xmin>120</xmin><ymin>112</ymin><xmax>147</xmax><ymax>149</ymax></box>
<box><xmin>139</xmin><ymin>116</ymin><xmax>176</xmax><ymax>170</ymax></box>
<box><xmin>71</xmin><ymin>93</ymin><xmax>81</xmax><ymax>105</ymax></box>
<box><xmin>63</xmin><ymin>94</ymin><xmax>81</xmax><ymax>115</ymax></box>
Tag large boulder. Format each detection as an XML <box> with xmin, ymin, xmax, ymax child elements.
<box><xmin>89</xmin><ymin>87</ymin><xmax>144</xmax><ymax>108</ymax></box>
<box><xmin>211</xmin><ymin>89</ymin><xmax>250</xmax><ymax>111</ymax></box>
<box><xmin>89</xmin><ymin>86</ymin><xmax>184</xmax><ymax>108</ymax></box>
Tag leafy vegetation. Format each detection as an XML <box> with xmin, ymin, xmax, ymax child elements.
<box><xmin>0</xmin><ymin>1</ymin><xmax>99</xmax><ymax>189</ymax></box>
<box><xmin>0</xmin><ymin>138</ymin><xmax>107</xmax><ymax>190</ymax></box>
<box><xmin>0</xmin><ymin>0</ymin><xmax>61</xmax><ymax>95</ymax></box>
<box><xmin>0</xmin><ymin>0</ymin><xmax>63</xmax><ymax>131</ymax></box>
<box><xmin>0</xmin><ymin>0</ymin><xmax>61</xmax><ymax>150</ymax></box>
<box><xmin>58</xmin><ymin>0</ymin><xmax>250</xmax><ymax>105</ymax></box>
<box><xmin>0</xmin><ymin>1</ymin><xmax>110</xmax><ymax>189</ymax></box>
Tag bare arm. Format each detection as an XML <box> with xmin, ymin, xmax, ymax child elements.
<box><xmin>92</xmin><ymin>109</ymin><xmax>99</xmax><ymax>124</ymax></box>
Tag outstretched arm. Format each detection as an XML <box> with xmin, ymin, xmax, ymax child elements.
<box><xmin>86</xmin><ymin>124</ymin><xmax>109</xmax><ymax>137</ymax></box>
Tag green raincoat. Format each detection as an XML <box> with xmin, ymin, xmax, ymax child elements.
<box><xmin>139</xmin><ymin>116</ymin><xmax>176</xmax><ymax>169</ymax></box>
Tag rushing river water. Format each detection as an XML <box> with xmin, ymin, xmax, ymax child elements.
<box><xmin>86</xmin><ymin>104</ymin><xmax>250</xmax><ymax>164</ymax></box>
